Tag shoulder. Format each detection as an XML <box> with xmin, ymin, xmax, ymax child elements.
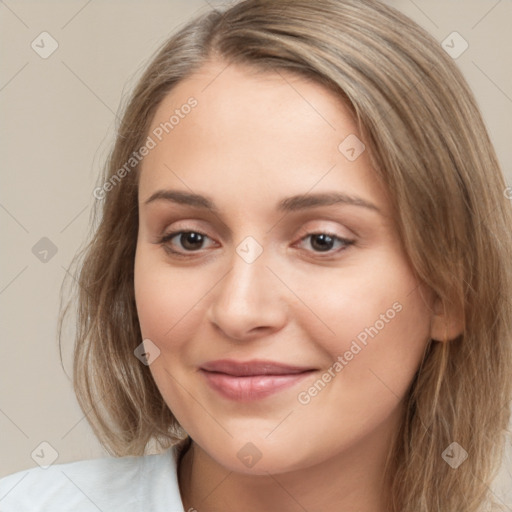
<box><xmin>0</xmin><ymin>441</ymin><xmax>188</xmax><ymax>512</ymax></box>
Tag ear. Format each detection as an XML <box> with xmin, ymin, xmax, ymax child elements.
<box><xmin>429</xmin><ymin>295</ymin><xmax>464</xmax><ymax>342</ymax></box>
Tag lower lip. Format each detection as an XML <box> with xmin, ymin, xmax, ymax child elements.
<box><xmin>200</xmin><ymin>369</ymin><xmax>314</xmax><ymax>401</ymax></box>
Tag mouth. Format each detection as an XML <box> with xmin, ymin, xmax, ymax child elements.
<box><xmin>199</xmin><ymin>359</ymin><xmax>317</xmax><ymax>401</ymax></box>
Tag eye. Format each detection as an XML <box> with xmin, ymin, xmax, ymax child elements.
<box><xmin>296</xmin><ymin>232</ymin><xmax>355</xmax><ymax>254</ymax></box>
<box><xmin>156</xmin><ymin>229</ymin><xmax>355</xmax><ymax>258</ymax></box>
<box><xmin>157</xmin><ymin>230</ymin><xmax>216</xmax><ymax>255</ymax></box>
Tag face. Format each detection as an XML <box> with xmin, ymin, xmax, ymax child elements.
<box><xmin>134</xmin><ymin>60</ymin><xmax>435</xmax><ymax>475</ymax></box>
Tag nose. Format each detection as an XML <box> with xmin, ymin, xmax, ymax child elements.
<box><xmin>206</xmin><ymin>247</ymin><xmax>288</xmax><ymax>342</ymax></box>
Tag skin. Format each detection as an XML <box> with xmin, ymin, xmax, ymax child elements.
<box><xmin>134</xmin><ymin>59</ymin><xmax>460</xmax><ymax>512</ymax></box>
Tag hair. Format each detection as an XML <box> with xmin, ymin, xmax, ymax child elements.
<box><xmin>58</xmin><ymin>0</ymin><xmax>512</xmax><ymax>510</ymax></box>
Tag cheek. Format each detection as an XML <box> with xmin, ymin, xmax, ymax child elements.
<box><xmin>295</xmin><ymin>249</ymin><xmax>431</xmax><ymax>398</ymax></box>
<box><xmin>134</xmin><ymin>249</ymin><xmax>214</xmax><ymax>355</ymax></box>
<box><xmin>133</xmin><ymin>248</ymin><xmax>219</xmax><ymax>436</ymax></box>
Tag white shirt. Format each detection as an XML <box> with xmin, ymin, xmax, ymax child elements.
<box><xmin>0</xmin><ymin>441</ymin><xmax>189</xmax><ymax>512</ymax></box>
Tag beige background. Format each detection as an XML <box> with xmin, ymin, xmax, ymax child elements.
<box><xmin>1</xmin><ymin>0</ymin><xmax>511</xmax><ymax>503</ymax></box>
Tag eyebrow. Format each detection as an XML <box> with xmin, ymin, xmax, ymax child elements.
<box><xmin>144</xmin><ymin>189</ymin><xmax>381</xmax><ymax>214</ymax></box>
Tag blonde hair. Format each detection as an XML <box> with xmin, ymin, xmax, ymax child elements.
<box><xmin>59</xmin><ymin>0</ymin><xmax>512</xmax><ymax>510</ymax></box>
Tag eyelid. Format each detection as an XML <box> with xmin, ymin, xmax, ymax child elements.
<box><xmin>294</xmin><ymin>222</ymin><xmax>355</xmax><ymax>242</ymax></box>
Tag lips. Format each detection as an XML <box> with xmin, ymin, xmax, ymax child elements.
<box><xmin>200</xmin><ymin>359</ymin><xmax>315</xmax><ymax>376</ymax></box>
<box><xmin>199</xmin><ymin>359</ymin><xmax>316</xmax><ymax>401</ymax></box>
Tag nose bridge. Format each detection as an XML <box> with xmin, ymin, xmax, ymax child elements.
<box><xmin>207</xmin><ymin>236</ymin><xmax>287</xmax><ymax>339</ymax></box>
<box><xmin>221</xmin><ymin>231</ymin><xmax>270</xmax><ymax>295</ymax></box>
<box><xmin>219</xmin><ymin>240</ymin><xmax>272</xmax><ymax>310</ymax></box>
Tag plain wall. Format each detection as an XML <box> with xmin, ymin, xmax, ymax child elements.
<box><xmin>1</xmin><ymin>0</ymin><xmax>511</xmax><ymax>501</ymax></box>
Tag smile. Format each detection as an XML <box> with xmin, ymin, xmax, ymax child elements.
<box><xmin>198</xmin><ymin>359</ymin><xmax>318</xmax><ymax>401</ymax></box>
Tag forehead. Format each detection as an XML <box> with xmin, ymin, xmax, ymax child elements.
<box><xmin>138</xmin><ymin>59</ymin><xmax>389</xmax><ymax>216</ymax></box>
<box><xmin>149</xmin><ymin>59</ymin><xmax>357</xmax><ymax>136</ymax></box>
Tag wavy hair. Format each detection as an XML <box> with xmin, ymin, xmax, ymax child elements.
<box><xmin>59</xmin><ymin>0</ymin><xmax>512</xmax><ymax>510</ymax></box>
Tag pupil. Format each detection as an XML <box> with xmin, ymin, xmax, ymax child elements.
<box><xmin>311</xmin><ymin>234</ymin><xmax>333</xmax><ymax>252</ymax></box>
<box><xmin>182</xmin><ymin>232</ymin><xmax>203</xmax><ymax>250</ymax></box>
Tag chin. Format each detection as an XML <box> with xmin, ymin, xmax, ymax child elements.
<box><xmin>202</xmin><ymin>437</ymin><xmax>317</xmax><ymax>477</ymax></box>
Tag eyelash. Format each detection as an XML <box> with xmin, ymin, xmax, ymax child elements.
<box><xmin>156</xmin><ymin>229</ymin><xmax>355</xmax><ymax>258</ymax></box>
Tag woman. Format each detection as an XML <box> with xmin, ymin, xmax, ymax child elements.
<box><xmin>1</xmin><ymin>0</ymin><xmax>511</xmax><ymax>510</ymax></box>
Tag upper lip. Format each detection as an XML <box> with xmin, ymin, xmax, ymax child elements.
<box><xmin>200</xmin><ymin>359</ymin><xmax>315</xmax><ymax>377</ymax></box>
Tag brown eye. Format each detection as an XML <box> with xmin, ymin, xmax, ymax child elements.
<box><xmin>158</xmin><ymin>230</ymin><xmax>215</xmax><ymax>255</ymax></box>
<box><xmin>176</xmin><ymin>232</ymin><xmax>206</xmax><ymax>251</ymax></box>
<box><xmin>297</xmin><ymin>232</ymin><xmax>355</xmax><ymax>254</ymax></box>
<box><xmin>310</xmin><ymin>233</ymin><xmax>336</xmax><ymax>252</ymax></box>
